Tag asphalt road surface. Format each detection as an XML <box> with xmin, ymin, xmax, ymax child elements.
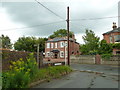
<box><xmin>33</xmin><ymin>64</ymin><xmax>119</xmax><ymax>88</ymax></box>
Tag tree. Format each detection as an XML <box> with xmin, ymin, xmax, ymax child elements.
<box><xmin>98</xmin><ymin>40</ymin><xmax>112</xmax><ymax>54</ymax></box>
<box><xmin>80</xmin><ymin>44</ymin><xmax>89</xmax><ymax>55</ymax></box>
<box><xmin>14</xmin><ymin>36</ymin><xmax>47</xmax><ymax>52</ymax></box>
<box><xmin>81</xmin><ymin>29</ymin><xmax>100</xmax><ymax>55</ymax></box>
<box><xmin>0</xmin><ymin>34</ymin><xmax>12</xmax><ymax>49</ymax></box>
<box><xmin>49</xmin><ymin>29</ymin><xmax>74</xmax><ymax>39</ymax></box>
<box><xmin>112</xmin><ymin>43</ymin><xmax>120</xmax><ymax>49</ymax></box>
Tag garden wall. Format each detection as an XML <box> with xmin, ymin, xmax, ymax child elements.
<box><xmin>70</xmin><ymin>55</ymin><xmax>95</xmax><ymax>64</ymax></box>
<box><xmin>1</xmin><ymin>50</ymin><xmax>39</xmax><ymax>71</ymax></box>
<box><xmin>70</xmin><ymin>55</ymin><xmax>120</xmax><ymax>65</ymax></box>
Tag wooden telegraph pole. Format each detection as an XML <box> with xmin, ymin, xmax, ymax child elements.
<box><xmin>67</xmin><ymin>6</ymin><xmax>70</xmax><ymax>66</ymax></box>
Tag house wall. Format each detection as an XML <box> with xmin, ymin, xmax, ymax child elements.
<box><xmin>44</xmin><ymin>39</ymin><xmax>80</xmax><ymax>62</ymax></box>
<box><xmin>103</xmin><ymin>32</ymin><xmax>120</xmax><ymax>43</ymax></box>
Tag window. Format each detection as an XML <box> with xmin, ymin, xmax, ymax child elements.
<box><xmin>114</xmin><ymin>35</ymin><xmax>120</xmax><ymax>42</ymax></box>
<box><xmin>65</xmin><ymin>41</ymin><xmax>67</xmax><ymax>47</ymax></box>
<box><xmin>55</xmin><ymin>43</ymin><xmax>57</xmax><ymax>48</ymax></box>
<box><xmin>60</xmin><ymin>51</ymin><xmax>64</xmax><ymax>57</ymax></box>
<box><xmin>46</xmin><ymin>52</ymin><xmax>50</xmax><ymax>57</ymax></box>
<box><xmin>60</xmin><ymin>42</ymin><xmax>64</xmax><ymax>47</ymax></box>
<box><xmin>47</xmin><ymin>43</ymin><xmax>50</xmax><ymax>48</ymax></box>
<box><xmin>109</xmin><ymin>36</ymin><xmax>113</xmax><ymax>43</ymax></box>
<box><xmin>51</xmin><ymin>43</ymin><xmax>53</xmax><ymax>48</ymax></box>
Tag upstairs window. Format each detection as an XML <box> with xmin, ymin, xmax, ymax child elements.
<box><xmin>47</xmin><ymin>43</ymin><xmax>50</xmax><ymax>48</ymax></box>
<box><xmin>114</xmin><ymin>35</ymin><xmax>120</xmax><ymax>42</ymax></box>
<box><xmin>60</xmin><ymin>42</ymin><xmax>64</xmax><ymax>47</ymax></box>
<box><xmin>55</xmin><ymin>42</ymin><xmax>57</xmax><ymax>48</ymax></box>
<box><xmin>51</xmin><ymin>43</ymin><xmax>53</xmax><ymax>48</ymax></box>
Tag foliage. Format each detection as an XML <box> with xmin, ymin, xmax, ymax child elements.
<box><xmin>33</xmin><ymin>66</ymin><xmax>72</xmax><ymax>82</ymax></box>
<box><xmin>112</xmin><ymin>43</ymin><xmax>120</xmax><ymax>49</ymax></box>
<box><xmin>81</xmin><ymin>29</ymin><xmax>100</xmax><ymax>55</ymax></box>
<box><xmin>49</xmin><ymin>29</ymin><xmax>74</xmax><ymax>39</ymax></box>
<box><xmin>14</xmin><ymin>36</ymin><xmax>47</xmax><ymax>52</ymax></box>
<box><xmin>2</xmin><ymin>53</ymin><xmax>38</xmax><ymax>88</ymax></box>
<box><xmin>80</xmin><ymin>44</ymin><xmax>89</xmax><ymax>55</ymax></box>
<box><xmin>2</xmin><ymin>52</ymin><xmax>72</xmax><ymax>88</ymax></box>
<box><xmin>0</xmin><ymin>34</ymin><xmax>12</xmax><ymax>49</ymax></box>
<box><xmin>101</xmin><ymin>54</ymin><xmax>112</xmax><ymax>60</ymax></box>
<box><xmin>98</xmin><ymin>40</ymin><xmax>112</xmax><ymax>55</ymax></box>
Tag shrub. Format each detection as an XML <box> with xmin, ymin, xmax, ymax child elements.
<box><xmin>101</xmin><ymin>54</ymin><xmax>112</xmax><ymax>60</ymax></box>
<box><xmin>2</xmin><ymin>53</ymin><xmax>38</xmax><ymax>89</ymax></box>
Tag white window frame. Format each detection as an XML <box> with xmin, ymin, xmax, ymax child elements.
<box><xmin>46</xmin><ymin>52</ymin><xmax>50</xmax><ymax>57</ymax></box>
<box><xmin>47</xmin><ymin>43</ymin><xmax>50</xmax><ymax>48</ymax></box>
<box><xmin>51</xmin><ymin>43</ymin><xmax>53</xmax><ymax>48</ymax></box>
<box><xmin>55</xmin><ymin>42</ymin><xmax>57</xmax><ymax>48</ymax></box>
<box><xmin>60</xmin><ymin>51</ymin><xmax>64</xmax><ymax>58</ymax></box>
<box><xmin>60</xmin><ymin>42</ymin><xmax>64</xmax><ymax>48</ymax></box>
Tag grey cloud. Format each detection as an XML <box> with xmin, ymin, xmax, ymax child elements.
<box><xmin>2</xmin><ymin>1</ymin><xmax>118</xmax><ymax>37</ymax></box>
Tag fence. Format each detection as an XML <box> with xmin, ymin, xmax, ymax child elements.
<box><xmin>70</xmin><ymin>55</ymin><xmax>120</xmax><ymax>65</ymax></box>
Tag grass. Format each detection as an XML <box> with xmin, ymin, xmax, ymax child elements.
<box><xmin>29</xmin><ymin>65</ymin><xmax>72</xmax><ymax>87</ymax></box>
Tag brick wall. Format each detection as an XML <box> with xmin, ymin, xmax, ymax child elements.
<box><xmin>1</xmin><ymin>50</ymin><xmax>38</xmax><ymax>71</ymax></box>
<box><xmin>103</xmin><ymin>32</ymin><xmax>120</xmax><ymax>43</ymax></box>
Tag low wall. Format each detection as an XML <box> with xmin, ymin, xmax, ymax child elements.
<box><xmin>102</xmin><ymin>55</ymin><xmax>120</xmax><ymax>65</ymax></box>
<box><xmin>70</xmin><ymin>55</ymin><xmax>120</xmax><ymax>65</ymax></box>
<box><xmin>70</xmin><ymin>55</ymin><xmax>95</xmax><ymax>64</ymax></box>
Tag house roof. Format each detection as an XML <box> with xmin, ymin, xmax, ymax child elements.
<box><xmin>103</xmin><ymin>27</ymin><xmax>120</xmax><ymax>35</ymax></box>
<box><xmin>47</xmin><ymin>37</ymin><xmax>74</xmax><ymax>42</ymax></box>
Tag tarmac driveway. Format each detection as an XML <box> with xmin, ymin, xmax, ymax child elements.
<box><xmin>33</xmin><ymin>64</ymin><xmax>119</xmax><ymax>89</ymax></box>
<box><xmin>71</xmin><ymin>63</ymin><xmax>120</xmax><ymax>75</ymax></box>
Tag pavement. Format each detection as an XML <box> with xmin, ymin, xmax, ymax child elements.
<box><xmin>33</xmin><ymin>64</ymin><xmax>120</xmax><ymax>89</ymax></box>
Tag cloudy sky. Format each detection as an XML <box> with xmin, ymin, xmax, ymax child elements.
<box><xmin>0</xmin><ymin>0</ymin><xmax>120</xmax><ymax>44</ymax></box>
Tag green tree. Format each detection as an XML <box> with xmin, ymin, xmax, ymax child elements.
<box><xmin>81</xmin><ymin>29</ymin><xmax>100</xmax><ymax>55</ymax></box>
<box><xmin>80</xmin><ymin>44</ymin><xmax>89</xmax><ymax>55</ymax></box>
<box><xmin>112</xmin><ymin>43</ymin><xmax>120</xmax><ymax>49</ymax></box>
<box><xmin>14</xmin><ymin>36</ymin><xmax>47</xmax><ymax>52</ymax></box>
<box><xmin>49</xmin><ymin>29</ymin><xmax>74</xmax><ymax>39</ymax></box>
<box><xmin>98</xmin><ymin>40</ymin><xmax>112</xmax><ymax>54</ymax></box>
<box><xmin>0</xmin><ymin>34</ymin><xmax>12</xmax><ymax>49</ymax></box>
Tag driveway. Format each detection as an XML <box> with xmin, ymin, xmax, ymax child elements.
<box><xmin>33</xmin><ymin>64</ymin><xmax>119</xmax><ymax>88</ymax></box>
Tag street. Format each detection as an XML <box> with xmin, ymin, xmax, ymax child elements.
<box><xmin>33</xmin><ymin>64</ymin><xmax>119</xmax><ymax>88</ymax></box>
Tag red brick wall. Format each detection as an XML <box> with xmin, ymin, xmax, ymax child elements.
<box><xmin>103</xmin><ymin>32</ymin><xmax>120</xmax><ymax>43</ymax></box>
<box><xmin>44</xmin><ymin>40</ymin><xmax>80</xmax><ymax>62</ymax></box>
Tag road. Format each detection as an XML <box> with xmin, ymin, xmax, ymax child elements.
<box><xmin>33</xmin><ymin>64</ymin><xmax>119</xmax><ymax>88</ymax></box>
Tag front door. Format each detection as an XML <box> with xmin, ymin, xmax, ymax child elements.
<box><xmin>54</xmin><ymin>53</ymin><xmax>58</xmax><ymax>59</ymax></box>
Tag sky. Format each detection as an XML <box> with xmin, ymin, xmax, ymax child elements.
<box><xmin>0</xmin><ymin>0</ymin><xmax>120</xmax><ymax>44</ymax></box>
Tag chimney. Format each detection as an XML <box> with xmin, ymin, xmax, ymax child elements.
<box><xmin>112</xmin><ymin>22</ymin><xmax>117</xmax><ymax>29</ymax></box>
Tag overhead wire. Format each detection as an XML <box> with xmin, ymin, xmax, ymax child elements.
<box><xmin>35</xmin><ymin>0</ymin><xmax>65</xmax><ymax>20</ymax></box>
<box><xmin>0</xmin><ymin>20</ymin><xmax>65</xmax><ymax>31</ymax></box>
<box><xmin>70</xmin><ymin>16</ymin><xmax>120</xmax><ymax>21</ymax></box>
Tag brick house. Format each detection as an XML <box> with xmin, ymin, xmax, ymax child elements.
<box><xmin>103</xmin><ymin>22</ymin><xmax>120</xmax><ymax>55</ymax></box>
<box><xmin>44</xmin><ymin>35</ymin><xmax>80</xmax><ymax>63</ymax></box>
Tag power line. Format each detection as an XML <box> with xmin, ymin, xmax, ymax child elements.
<box><xmin>0</xmin><ymin>20</ymin><xmax>65</xmax><ymax>31</ymax></box>
<box><xmin>35</xmin><ymin>0</ymin><xmax>65</xmax><ymax>20</ymax></box>
<box><xmin>70</xmin><ymin>16</ymin><xmax>120</xmax><ymax>21</ymax></box>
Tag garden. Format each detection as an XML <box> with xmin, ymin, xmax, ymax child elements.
<box><xmin>2</xmin><ymin>53</ymin><xmax>72</xmax><ymax>89</ymax></box>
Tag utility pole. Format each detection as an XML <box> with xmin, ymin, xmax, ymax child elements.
<box><xmin>37</xmin><ymin>44</ymin><xmax>40</xmax><ymax>68</ymax></box>
<box><xmin>67</xmin><ymin>6</ymin><xmax>70</xmax><ymax>66</ymax></box>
